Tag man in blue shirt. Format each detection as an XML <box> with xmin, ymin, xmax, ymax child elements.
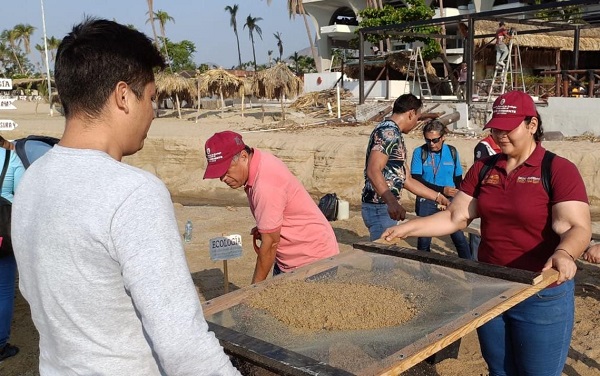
<box><xmin>410</xmin><ymin>120</ymin><xmax>471</xmax><ymax>259</ymax></box>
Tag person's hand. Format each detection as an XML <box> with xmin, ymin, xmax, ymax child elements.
<box><xmin>443</xmin><ymin>187</ymin><xmax>458</xmax><ymax>197</ymax></box>
<box><xmin>250</xmin><ymin>227</ymin><xmax>261</xmax><ymax>253</ymax></box>
<box><xmin>381</xmin><ymin>224</ymin><xmax>409</xmax><ymax>242</ymax></box>
<box><xmin>437</xmin><ymin>194</ymin><xmax>451</xmax><ymax>207</ymax></box>
<box><xmin>387</xmin><ymin>200</ymin><xmax>406</xmax><ymax>221</ymax></box>
<box><xmin>542</xmin><ymin>249</ymin><xmax>578</xmax><ymax>284</ymax></box>
<box><xmin>583</xmin><ymin>244</ymin><xmax>600</xmax><ymax>264</ymax></box>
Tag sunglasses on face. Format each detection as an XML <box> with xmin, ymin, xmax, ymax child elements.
<box><xmin>424</xmin><ymin>136</ymin><xmax>442</xmax><ymax>144</ymax></box>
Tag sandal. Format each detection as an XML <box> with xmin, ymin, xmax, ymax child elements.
<box><xmin>0</xmin><ymin>343</ymin><xmax>19</xmax><ymax>361</ymax></box>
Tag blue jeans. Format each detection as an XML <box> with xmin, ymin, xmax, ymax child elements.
<box><xmin>415</xmin><ymin>197</ymin><xmax>471</xmax><ymax>259</ymax></box>
<box><xmin>477</xmin><ymin>279</ymin><xmax>574</xmax><ymax>376</ymax></box>
<box><xmin>496</xmin><ymin>44</ymin><xmax>509</xmax><ymax>66</ymax></box>
<box><xmin>469</xmin><ymin>233</ymin><xmax>481</xmax><ymax>261</ymax></box>
<box><xmin>0</xmin><ymin>255</ymin><xmax>17</xmax><ymax>348</ymax></box>
<box><xmin>361</xmin><ymin>203</ymin><xmax>398</xmax><ymax>241</ymax></box>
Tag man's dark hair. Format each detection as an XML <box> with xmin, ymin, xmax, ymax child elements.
<box><xmin>392</xmin><ymin>93</ymin><xmax>422</xmax><ymax>114</ymax></box>
<box><xmin>55</xmin><ymin>17</ymin><xmax>165</xmax><ymax>119</ymax></box>
<box><xmin>499</xmin><ymin>21</ymin><xmax>505</xmax><ymax>26</ymax></box>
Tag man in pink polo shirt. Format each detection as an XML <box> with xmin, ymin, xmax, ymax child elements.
<box><xmin>203</xmin><ymin>131</ymin><xmax>339</xmax><ymax>284</ymax></box>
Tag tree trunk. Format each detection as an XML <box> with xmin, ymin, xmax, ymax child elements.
<box><xmin>298</xmin><ymin>3</ymin><xmax>319</xmax><ymax>72</ymax></box>
<box><xmin>235</xmin><ymin>31</ymin><xmax>242</xmax><ymax>69</ymax></box>
<box><xmin>11</xmin><ymin>48</ymin><xmax>24</xmax><ymax>75</ymax></box>
<box><xmin>147</xmin><ymin>1</ymin><xmax>160</xmax><ymax>50</ymax></box>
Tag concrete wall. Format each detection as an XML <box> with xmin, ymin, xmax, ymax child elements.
<box><xmin>537</xmin><ymin>97</ymin><xmax>600</xmax><ymax>137</ymax></box>
<box><xmin>304</xmin><ymin>72</ymin><xmax>409</xmax><ymax>99</ymax></box>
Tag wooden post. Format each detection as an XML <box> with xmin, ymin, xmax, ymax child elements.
<box><xmin>223</xmin><ymin>260</ymin><xmax>229</xmax><ymax>294</ymax></box>
<box><xmin>555</xmin><ymin>49</ymin><xmax>561</xmax><ymax>97</ymax></box>
<box><xmin>562</xmin><ymin>72</ymin><xmax>569</xmax><ymax>97</ymax></box>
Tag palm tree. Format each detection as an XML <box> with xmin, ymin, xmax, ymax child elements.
<box><xmin>225</xmin><ymin>4</ymin><xmax>243</xmax><ymax>69</ymax></box>
<box><xmin>152</xmin><ymin>10</ymin><xmax>175</xmax><ymax>59</ymax></box>
<box><xmin>274</xmin><ymin>32</ymin><xmax>283</xmax><ymax>61</ymax></box>
<box><xmin>0</xmin><ymin>28</ymin><xmax>24</xmax><ymax>74</ymax></box>
<box><xmin>265</xmin><ymin>1</ymin><xmax>318</xmax><ymax>71</ymax></box>
<box><xmin>46</xmin><ymin>36</ymin><xmax>61</xmax><ymax>63</ymax></box>
<box><xmin>289</xmin><ymin>52</ymin><xmax>300</xmax><ymax>75</ymax></box>
<box><xmin>13</xmin><ymin>23</ymin><xmax>36</xmax><ymax>55</ymax></box>
<box><xmin>243</xmin><ymin>15</ymin><xmax>263</xmax><ymax>71</ymax></box>
<box><xmin>34</xmin><ymin>43</ymin><xmax>46</xmax><ymax>71</ymax></box>
<box><xmin>267</xmin><ymin>50</ymin><xmax>273</xmax><ymax>67</ymax></box>
<box><xmin>150</xmin><ymin>10</ymin><xmax>183</xmax><ymax>118</ymax></box>
<box><xmin>145</xmin><ymin>0</ymin><xmax>160</xmax><ymax>50</ymax></box>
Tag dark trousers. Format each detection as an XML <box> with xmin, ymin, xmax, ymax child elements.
<box><xmin>415</xmin><ymin>197</ymin><xmax>472</xmax><ymax>259</ymax></box>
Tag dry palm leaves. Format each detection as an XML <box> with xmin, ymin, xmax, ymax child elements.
<box><xmin>290</xmin><ymin>89</ymin><xmax>356</xmax><ymax>118</ymax></box>
<box><xmin>197</xmin><ymin>68</ymin><xmax>244</xmax><ymax>98</ymax></box>
<box><xmin>155</xmin><ymin>71</ymin><xmax>195</xmax><ymax>96</ymax></box>
<box><xmin>252</xmin><ymin>63</ymin><xmax>303</xmax><ymax>100</ymax></box>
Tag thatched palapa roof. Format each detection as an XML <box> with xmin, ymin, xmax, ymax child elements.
<box><xmin>155</xmin><ymin>71</ymin><xmax>195</xmax><ymax>96</ymax></box>
<box><xmin>474</xmin><ymin>20</ymin><xmax>600</xmax><ymax>51</ymax></box>
<box><xmin>197</xmin><ymin>68</ymin><xmax>245</xmax><ymax>98</ymax></box>
<box><xmin>252</xmin><ymin>63</ymin><xmax>303</xmax><ymax>99</ymax></box>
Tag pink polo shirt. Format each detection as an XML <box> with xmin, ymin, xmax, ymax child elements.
<box><xmin>244</xmin><ymin>149</ymin><xmax>339</xmax><ymax>272</ymax></box>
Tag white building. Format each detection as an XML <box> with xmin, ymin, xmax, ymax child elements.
<box><xmin>303</xmin><ymin>0</ymin><xmax>547</xmax><ymax>73</ymax></box>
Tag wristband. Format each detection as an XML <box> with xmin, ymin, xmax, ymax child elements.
<box><xmin>556</xmin><ymin>248</ymin><xmax>575</xmax><ymax>261</ymax></box>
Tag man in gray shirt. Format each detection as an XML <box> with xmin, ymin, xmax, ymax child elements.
<box><xmin>11</xmin><ymin>18</ymin><xmax>240</xmax><ymax>375</ymax></box>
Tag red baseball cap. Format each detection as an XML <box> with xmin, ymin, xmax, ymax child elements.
<box><xmin>484</xmin><ymin>91</ymin><xmax>537</xmax><ymax>132</ymax></box>
<box><xmin>203</xmin><ymin>131</ymin><xmax>246</xmax><ymax>179</ymax></box>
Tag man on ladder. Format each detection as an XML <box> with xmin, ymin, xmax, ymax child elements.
<box><xmin>486</xmin><ymin>25</ymin><xmax>524</xmax><ymax>104</ymax></box>
<box><xmin>495</xmin><ymin>22</ymin><xmax>511</xmax><ymax>69</ymax></box>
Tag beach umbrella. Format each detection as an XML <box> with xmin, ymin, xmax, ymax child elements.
<box><xmin>252</xmin><ymin>63</ymin><xmax>303</xmax><ymax>121</ymax></box>
<box><xmin>155</xmin><ymin>71</ymin><xmax>195</xmax><ymax>119</ymax></box>
<box><xmin>197</xmin><ymin>68</ymin><xmax>244</xmax><ymax>117</ymax></box>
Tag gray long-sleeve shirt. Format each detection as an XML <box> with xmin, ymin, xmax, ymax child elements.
<box><xmin>12</xmin><ymin>145</ymin><xmax>240</xmax><ymax>376</ymax></box>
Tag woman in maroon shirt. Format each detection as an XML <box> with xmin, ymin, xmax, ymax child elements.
<box><xmin>382</xmin><ymin>91</ymin><xmax>591</xmax><ymax>376</ymax></box>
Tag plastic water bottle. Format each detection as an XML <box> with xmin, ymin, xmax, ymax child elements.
<box><xmin>183</xmin><ymin>220</ymin><xmax>193</xmax><ymax>243</ymax></box>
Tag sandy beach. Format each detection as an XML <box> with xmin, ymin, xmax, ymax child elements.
<box><xmin>1</xmin><ymin>100</ymin><xmax>599</xmax><ymax>376</ymax></box>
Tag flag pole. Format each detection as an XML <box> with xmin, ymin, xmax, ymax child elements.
<box><xmin>40</xmin><ymin>0</ymin><xmax>53</xmax><ymax>116</ymax></box>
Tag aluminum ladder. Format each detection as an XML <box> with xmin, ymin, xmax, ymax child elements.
<box><xmin>406</xmin><ymin>46</ymin><xmax>432</xmax><ymax>99</ymax></box>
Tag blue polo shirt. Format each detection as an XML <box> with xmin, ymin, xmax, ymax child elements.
<box><xmin>411</xmin><ymin>143</ymin><xmax>462</xmax><ymax>188</ymax></box>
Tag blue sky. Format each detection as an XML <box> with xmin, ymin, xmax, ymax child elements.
<box><xmin>0</xmin><ymin>0</ymin><xmax>313</xmax><ymax>70</ymax></box>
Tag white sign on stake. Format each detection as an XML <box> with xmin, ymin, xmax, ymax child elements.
<box><xmin>0</xmin><ymin>78</ymin><xmax>12</xmax><ymax>90</ymax></box>
<box><xmin>0</xmin><ymin>98</ymin><xmax>16</xmax><ymax>110</ymax></box>
<box><xmin>0</xmin><ymin>120</ymin><xmax>18</xmax><ymax>130</ymax></box>
<box><xmin>209</xmin><ymin>234</ymin><xmax>243</xmax><ymax>261</ymax></box>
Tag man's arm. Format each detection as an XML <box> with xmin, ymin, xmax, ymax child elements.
<box><xmin>114</xmin><ymin>180</ymin><xmax>240</xmax><ymax>375</ymax></box>
<box><xmin>366</xmin><ymin>150</ymin><xmax>405</xmax><ymax>220</ymax></box>
<box><xmin>403</xmin><ymin>163</ymin><xmax>451</xmax><ymax>206</ymax></box>
<box><xmin>252</xmin><ymin>230</ymin><xmax>280</xmax><ymax>284</ymax></box>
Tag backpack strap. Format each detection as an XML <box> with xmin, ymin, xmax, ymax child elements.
<box><xmin>477</xmin><ymin>153</ymin><xmax>502</xmax><ymax>191</ymax></box>
<box><xmin>477</xmin><ymin>151</ymin><xmax>555</xmax><ymax>198</ymax></box>
<box><xmin>0</xmin><ymin>149</ymin><xmax>10</xmax><ymax>189</ymax></box>
<box><xmin>541</xmin><ymin>151</ymin><xmax>556</xmax><ymax>200</ymax></box>
<box><xmin>420</xmin><ymin>144</ymin><xmax>427</xmax><ymax>165</ymax></box>
<box><xmin>448</xmin><ymin>144</ymin><xmax>458</xmax><ymax>176</ymax></box>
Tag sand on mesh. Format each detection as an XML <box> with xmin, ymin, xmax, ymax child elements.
<box><xmin>247</xmin><ymin>280</ymin><xmax>417</xmax><ymax>331</ymax></box>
